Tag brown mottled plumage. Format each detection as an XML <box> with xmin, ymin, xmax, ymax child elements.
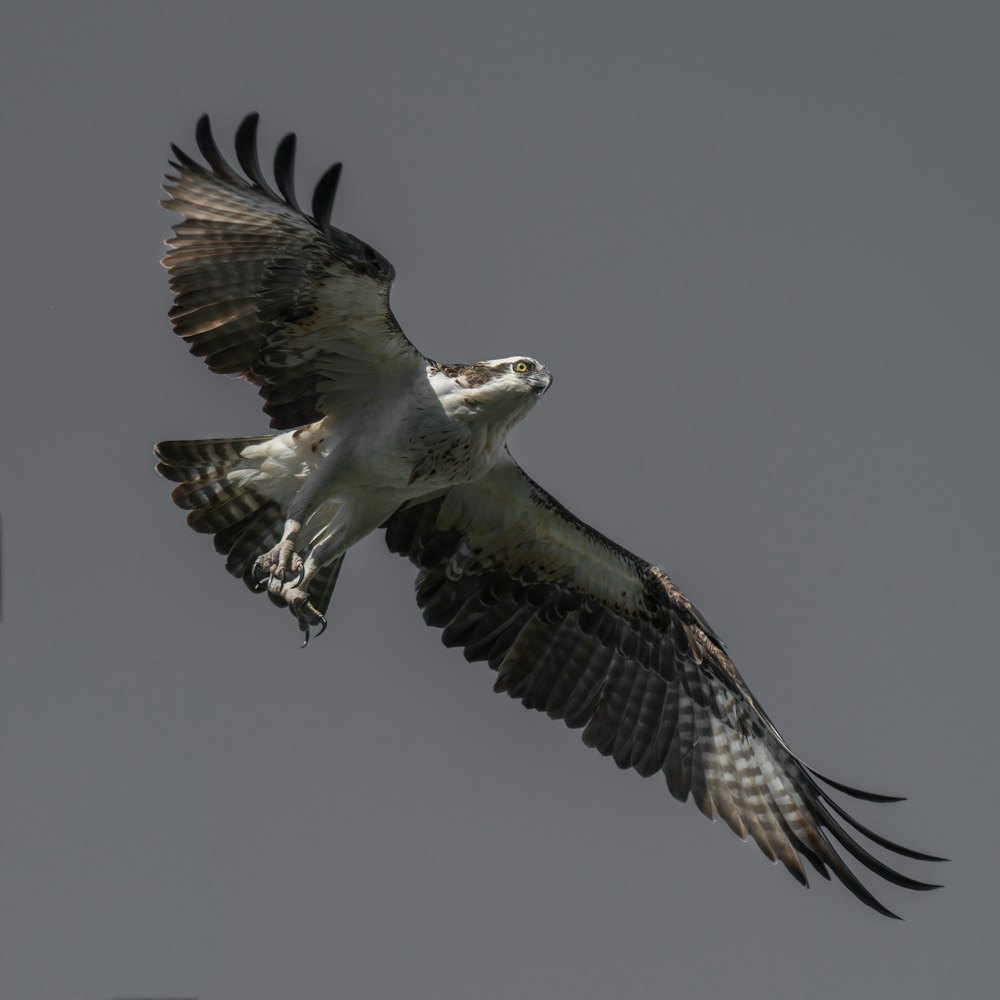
<box><xmin>155</xmin><ymin>114</ymin><xmax>943</xmax><ymax>917</ymax></box>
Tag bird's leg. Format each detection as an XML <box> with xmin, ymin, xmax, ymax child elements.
<box><xmin>280</xmin><ymin>502</ymin><xmax>392</xmax><ymax>641</ymax></box>
<box><xmin>254</xmin><ymin>442</ymin><xmax>352</xmax><ymax>596</ymax></box>
<box><xmin>278</xmin><ymin>532</ymin><xmax>343</xmax><ymax>638</ymax></box>
<box><xmin>261</xmin><ymin>494</ymin><xmax>396</xmax><ymax>643</ymax></box>
<box><xmin>252</xmin><ymin>518</ymin><xmax>304</xmax><ymax>590</ymax></box>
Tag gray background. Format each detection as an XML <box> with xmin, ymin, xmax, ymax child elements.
<box><xmin>2</xmin><ymin>2</ymin><xmax>997</xmax><ymax>998</ymax></box>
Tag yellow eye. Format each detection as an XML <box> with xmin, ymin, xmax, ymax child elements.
<box><xmin>514</xmin><ymin>361</ymin><xmax>530</xmax><ymax>373</ymax></box>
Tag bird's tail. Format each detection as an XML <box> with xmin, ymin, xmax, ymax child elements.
<box><xmin>155</xmin><ymin>434</ymin><xmax>284</xmax><ymax>588</ymax></box>
<box><xmin>153</xmin><ymin>435</ymin><xmax>346</xmax><ymax>620</ymax></box>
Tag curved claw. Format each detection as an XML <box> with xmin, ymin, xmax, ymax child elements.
<box><xmin>290</xmin><ymin>597</ymin><xmax>327</xmax><ymax>647</ymax></box>
<box><xmin>287</xmin><ymin>563</ymin><xmax>305</xmax><ymax>589</ymax></box>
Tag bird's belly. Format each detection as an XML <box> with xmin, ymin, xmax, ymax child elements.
<box><xmin>244</xmin><ymin>408</ymin><xmax>496</xmax><ymax>512</ymax></box>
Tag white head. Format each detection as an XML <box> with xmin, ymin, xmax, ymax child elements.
<box><xmin>429</xmin><ymin>356</ymin><xmax>553</xmax><ymax>430</ymax></box>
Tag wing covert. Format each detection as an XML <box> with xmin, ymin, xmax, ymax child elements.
<box><xmin>161</xmin><ymin>113</ymin><xmax>426</xmax><ymax>428</ymax></box>
<box><xmin>384</xmin><ymin>455</ymin><xmax>943</xmax><ymax>915</ymax></box>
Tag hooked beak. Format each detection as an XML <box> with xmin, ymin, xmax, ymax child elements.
<box><xmin>532</xmin><ymin>367</ymin><xmax>553</xmax><ymax>395</ymax></box>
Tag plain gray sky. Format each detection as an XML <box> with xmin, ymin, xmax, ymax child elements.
<box><xmin>2</xmin><ymin>2</ymin><xmax>997</xmax><ymax>998</ymax></box>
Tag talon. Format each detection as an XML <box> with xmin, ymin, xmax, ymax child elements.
<box><xmin>253</xmin><ymin>538</ymin><xmax>303</xmax><ymax>591</ymax></box>
<box><xmin>249</xmin><ymin>543</ymin><xmax>324</xmax><ymax>640</ymax></box>
<box><xmin>282</xmin><ymin>585</ymin><xmax>327</xmax><ymax>643</ymax></box>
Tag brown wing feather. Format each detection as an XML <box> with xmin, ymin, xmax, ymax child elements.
<box><xmin>161</xmin><ymin>113</ymin><xmax>426</xmax><ymax>429</ymax></box>
<box><xmin>384</xmin><ymin>454</ymin><xmax>943</xmax><ymax>916</ymax></box>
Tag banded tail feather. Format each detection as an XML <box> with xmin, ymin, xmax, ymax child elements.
<box><xmin>155</xmin><ymin>435</ymin><xmax>274</xmax><ymax>536</ymax></box>
<box><xmin>154</xmin><ymin>435</ymin><xmax>346</xmax><ymax>629</ymax></box>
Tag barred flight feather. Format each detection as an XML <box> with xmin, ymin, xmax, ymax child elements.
<box><xmin>161</xmin><ymin>114</ymin><xmax>423</xmax><ymax>430</ymax></box>
<box><xmin>154</xmin><ymin>437</ymin><xmax>344</xmax><ymax>628</ymax></box>
<box><xmin>383</xmin><ymin>453</ymin><xmax>944</xmax><ymax>918</ymax></box>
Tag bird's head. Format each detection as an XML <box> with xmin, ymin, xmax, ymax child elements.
<box><xmin>430</xmin><ymin>356</ymin><xmax>552</xmax><ymax>428</ymax></box>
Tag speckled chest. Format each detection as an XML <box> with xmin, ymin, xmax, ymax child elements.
<box><xmin>406</xmin><ymin>427</ymin><xmax>499</xmax><ymax>487</ymax></box>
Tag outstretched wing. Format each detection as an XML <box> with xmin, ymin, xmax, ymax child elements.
<box><xmin>384</xmin><ymin>454</ymin><xmax>943</xmax><ymax>916</ymax></box>
<box><xmin>162</xmin><ymin>113</ymin><xmax>427</xmax><ymax>429</ymax></box>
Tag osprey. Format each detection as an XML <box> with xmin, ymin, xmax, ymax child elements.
<box><xmin>156</xmin><ymin>114</ymin><xmax>942</xmax><ymax>916</ymax></box>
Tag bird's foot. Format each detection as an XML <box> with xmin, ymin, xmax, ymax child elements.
<box><xmin>262</xmin><ymin>576</ymin><xmax>328</xmax><ymax>647</ymax></box>
<box><xmin>285</xmin><ymin>586</ymin><xmax>328</xmax><ymax>647</ymax></box>
<box><xmin>252</xmin><ymin>540</ymin><xmax>304</xmax><ymax>591</ymax></box>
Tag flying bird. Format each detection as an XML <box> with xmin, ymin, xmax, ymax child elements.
<box><xmin>156</xmin><ymin>114</ymin><xmax>942</xmax><ymax>917</ymax></box>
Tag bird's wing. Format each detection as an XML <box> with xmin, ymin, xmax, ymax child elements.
<box><xmin>162</xmin><ymin>114</ymin><xmax>427</xmax><ymax>429</ymax></box>
<box><xmin>384</xmin><ymin>453</ymin><xmax>943</xmax><ymax>916</ymax></box>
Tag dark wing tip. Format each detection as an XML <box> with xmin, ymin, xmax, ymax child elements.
<box><xmin>808</xmin><ymin>766</ymin><xmax>906</xmax><ymax>803</ymax></box>
<box><xmin>311</xmin><ymin>161</ymin><xmax>342</xmax><ymax>239</ymax></box>
<box><xmin>273</xmin><ymin>131</ymin><xmax>301</xmax><ymax>213</ymax></box>
<box><xmin>173</xmin><ymin>114</ymin><xmax>348</xmax><ymax>244</ymax></box>
<box><xmin>168</xmin><ymin>142</ymin><xmax>199</xmax><ymax>171</ymax></box>
<box><xmin>234</xmin><ymin>112</ymin><xmax>281</xmax><ymax>200</ymax></box>
<box><xmin>194</xmin><ymin>114</ymin><xmax>213</xmax><ymax>157</ymax></box>
<box><xmin>819</xmin><ymin>791</ymin><xmax>948</xmax><ymax>863</ymax></box>
<box><xmin>194</xmin><ymin>114</ymin><xmax>241</xmax><ymax>184</ymax></box>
